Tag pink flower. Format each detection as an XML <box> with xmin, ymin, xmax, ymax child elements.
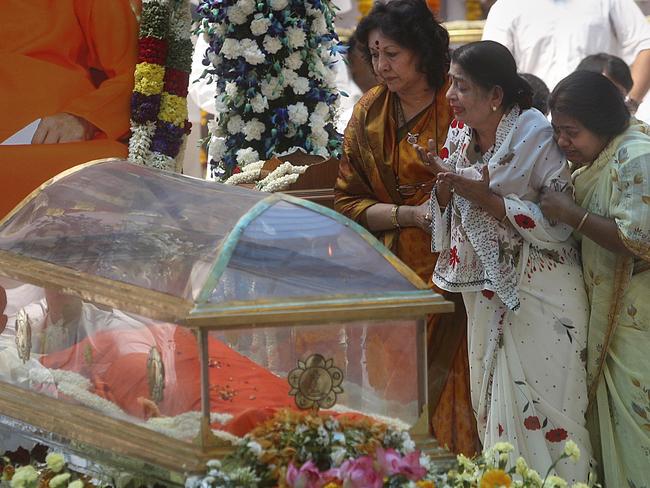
<box><xmin>286</xmin><ymin>461</ymin><xmax>324</xmax><ymax>488</ymax></box>
<box><xmin>339</xmin><ymin>456</ymin><xmax>383</xmax><ymax>488</ymax></box>
<box><xmin>376</xmin><ymin>447</ymin><xmax>426</xmax><ymax>481</ymax></box>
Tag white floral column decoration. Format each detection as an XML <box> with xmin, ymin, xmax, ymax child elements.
<box><xmin>197</xmin><ymin>0</ymin><xmax>344</xmax><ymax>180</ymax></box>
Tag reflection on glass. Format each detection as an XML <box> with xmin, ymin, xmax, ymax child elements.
<box><xmin>210</xmin><ymin>201</ymin><xmax>417</xmax><ymax>302</ymax></box>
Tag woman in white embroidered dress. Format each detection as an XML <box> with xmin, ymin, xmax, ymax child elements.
<box><xmin>416</xmin><ymin>41</ymin><xmax>592</xmax><ymax>480</ymax></box>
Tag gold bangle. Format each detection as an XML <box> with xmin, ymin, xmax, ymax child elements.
<box><xmin>499</xmin><ymin>213</ymin><xmax>508</xmax><ymax>225</ymax></box>
<box><xmin>575</xmin><ymin>210</ymin><xmax>590</xmax><ymax>233</ymax></box>
<box><xmin>391</xmin><ymin>205</ymin><xmax>401</xmax><ymax>229</ymax></box>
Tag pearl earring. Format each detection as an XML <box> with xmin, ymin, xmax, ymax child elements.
<box><xmin>492</xmin><ymin>106</ymin><xmax>497</xmax><ymax>112</ymax></box>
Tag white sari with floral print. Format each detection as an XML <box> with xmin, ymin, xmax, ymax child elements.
<box><xmin>430</xmin><ymin>107</ymin><xmax>592</xmax><ymax>481</ymax></box>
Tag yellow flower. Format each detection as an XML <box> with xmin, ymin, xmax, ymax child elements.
<box><xmin>515</xmin><ymin>457</ymin><xmax>528</xmax><ymax>476</ymax></box>
<box><xmin>134</xmin><ymin>63</ymin><xmax>165</xmax><ymax>96</ymax></box>
<box><xmin>416</xmin><ymin>481</ymin><xmax>436</xmax><ymax>488</ymax></box>
<box><xmin>45</xmin><ymin>453</ymin><xmax>65</xmax><ymax>473</ymax></box>
<box><xmin>48</xmin><ymin>473</ymin><xmax>71</xmax><ymax>488</ymax></box>
<box><xmin>322</xmin><ymin>483</ymin><xmax>342</xmax><ymax>488</ymax></box>
<box><xmin>9</xmin><ymin>465</ymin><xmax>38</xmax><ymax>488</ymax></box>
<box><xmin>480</xmin><ymin>469</ymin><xmax>512</xmax><ymax>488</ymax></box>
<box><xmin>563</xmin><ymin>440</ymin><xmax>580</xmax><ymax>463</ymax></box>
<box><xmin>159</xmin><ymin>93</ymin><xmax>189</xmax><ymax>127</ymax></box>
<box><xmin>544</xmin><ymin>475</ymin><xmax>568</xmax><ymax>488</ymax></box>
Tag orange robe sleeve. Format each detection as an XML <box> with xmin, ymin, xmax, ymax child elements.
<box><xmin>0</xmin><ymin>0</ymin><xmax>139</xmax><ymax>218</ymax></box>
<box><xmin>63</xmin><ymin>0</ymin><xmax>140</xmax><ymax>140</ymax></box>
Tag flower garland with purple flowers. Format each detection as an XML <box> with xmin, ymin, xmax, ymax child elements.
<box><xmin>197</xmin><ymin>0</ymin><xmax>344</xmax><ymax>180</ymax></box>
<box><xmin>129</xmin><ymin>0</ymin><xmax>194</xmax><ymax>171</ymax></box>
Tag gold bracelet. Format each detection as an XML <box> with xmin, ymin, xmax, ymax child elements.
<box><xmin>499</xmin><ymin>213</ymin><xmax>508</xmax><ymax>225</ymax></box>
<box><xmin>575</xmin><ymin>210</ymin><xmax>590</xmax><ymax>233</ymax></box>
<box><xmin>391</xmin><ymin>205</ymin><xmax>401</xmax><ymax>229</ymax></box>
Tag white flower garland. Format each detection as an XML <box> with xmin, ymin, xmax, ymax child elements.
<box><xmin>223</xmin><ymin>160</ymin><xmax>266</xmax><ymax>185</ymax></box>
<box><xmin>255</xmin><ymin>161</ymin><xmax>308</xmax><ymax>192</ymax></box>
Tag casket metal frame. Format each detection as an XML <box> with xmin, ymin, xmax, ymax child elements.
<box><xmin>0</xmin><ymin>159</ymin><xmax>454</xmax><ymax>483</ymax></box>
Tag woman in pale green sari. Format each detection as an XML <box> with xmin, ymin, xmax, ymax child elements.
<box><xmin>541</xmin><ymin>70</ymin><xmax>650</xmax><ymax>487</ymax></box>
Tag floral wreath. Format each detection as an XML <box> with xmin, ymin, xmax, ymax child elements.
<box><xmin>197</xmin><ymin>0</ymin><xmax>344</xmax><ymax>181</ymax></box>
<box><xmin>129</xmin><ymin>0</ymin><xmax>194</xmax><ymax>172</ymax></box>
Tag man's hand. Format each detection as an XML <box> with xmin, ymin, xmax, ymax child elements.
<box><xmin>31</xmin><ymin>113</ymin><xmax>97</xmax><ymax>144</ymax></box>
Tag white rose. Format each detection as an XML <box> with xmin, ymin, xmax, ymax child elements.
<box><xmin>227</xmin><ymin>115</ymin><xmax>244</xmax><ymax>134</ymax></box>
<box><xmin>243</xmin><ymin>118</ymin><xmax>266</xmax><ymax>141</ymax></box>
<box><xmin>310</xmin><ymin>126</ymin><xmax>329</xmax><ymax>147</ymax></box>
<box><xmin>250</xmin><ymin>16</ymin><xmax>271</xmax><ymax>36</ymax></box>
<box><xmin>280</xmin><ymin>68</ymin><xmax>298</xmax><ymax>88</ymax></box>
<box><xmin>285</xmin><ymin>52</ymin><xmax>303</xmax><ymax>70</ymax></box>
<box><xmin>250</xmin><ymin>94</ymin><xmax>269</xmax><ymax>113</ymax></box>
<box><xmin>215</xmin><ymin>94</ymin><xmax>228</xmax><ymax>113</ymax></box>
<box><xmin>211</xmin><ymin>23</ymin><xmax>226</xmax><ymax>37</ymax></box>
<box><xmin>287</xmin><ymin>102</ymin><xmax>309</xmax><ymax>125</ymax></box>
<box><xmin>262</xmin><ymin>35</ymin><xmax>283</xmax><ymax>54</ymax></box>
<box><xmin>208</xmin><ymin>136</ymin><xmax>227</xmax><ymax>160</ymax></box>
<box><xmin>240</xmin><ymin>38</ymin><xmax>265</xmax><ymax>65</ymax></box>
<box><xmin>220</xmin><ymin>38</ymin><xmax>240</xmax><ymax>60</ymax></box>
<box><xmin>236</xmin><ymin>147</ymin><xmax>260</xmax><ymax>167</ymax></box>
<box><xmin>261</xmin><ymin>77</ymin><xmax>283</xmax><ymax>100</ymax></box>
<box><xmin>207</xmin><ymin>51</ymin><xmax>222</xmax><ymax>67</ymax></box>
<box><xmin>310</xmin><ymin>14</ymin><xmax>328</xmax><ymax>36</ymax></box>
<box><xmin>270</xmin><ymin>0</ymin><xmax>288</xmax><ymax>10</ymax></box>
<box><xmin>225</xmin><ymin>82</ymin><xmax>238</xmax><ymax>98</ymax></box>
<box><xmin>291</xmin><ymin>76</ymin><xmax>310</xmax><ymax>95</ymax></box>
<box><xmin>286</xmin><ymin>27</ymin><xmax>306</xmax><ymax>49</ymax></box>
<box><xmin>236</xmin><ymin>0</ymin><xmax>256</xmax><ymax>16</ymax></box>
<box><xmin>227</xmin><ymin>5</ymin><xmax>248</xmax><ymax>25</ymax></box>
<box><xmin>308</xmin><ymin>57</ymin><xmax>327</xmax><ymax>81</ymax></box>
<box><xmin>314</xmin><ymin>101</ymin><xmax>329</xmax><ymax>118</ymax></box>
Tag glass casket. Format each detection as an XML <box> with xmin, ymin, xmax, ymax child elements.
<box><xmin>0</xmin><ymin>160</ymin><xmax>453</xmax><ymax>482</ymax></box>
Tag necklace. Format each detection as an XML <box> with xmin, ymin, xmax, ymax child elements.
<box><xmin>396</xmin><ymin>97</ymin><xmax>423</xmax><ymax>145</ymax></box>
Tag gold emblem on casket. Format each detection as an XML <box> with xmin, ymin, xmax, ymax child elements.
<box><xmin>147</xmin><ymin>346</ymin><xmax>165</xmax><ymax>404</ymax></box>
<box><xmin>15</xmin><ymin>308</ymin><xmax>32</xmax><ymax>363</ymax></box>
<box><xmin>288</xmin><ymin>354</ymin><xmax>343</xmax><ymax>411</ymax></box>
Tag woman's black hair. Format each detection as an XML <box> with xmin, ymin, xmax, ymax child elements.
<box><xmin>576</xmin><ymin>53</ymin><xmax>633</xmax><ymax>94</ymax></box>
<box><xmin>354</xmin><ymin>0</ymin><xmax>450</xmax><ymax>91</ymax></box>
<box><xmin>451</xmin><ymin>40</ymin><xmax>533</xmax><ymax>110</ymax></box>
<box><xmin>549</xmin><ymin>70</ymin><xmax>630</xmax><ymax>138</ymax></box>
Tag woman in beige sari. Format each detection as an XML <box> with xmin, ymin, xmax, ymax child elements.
<box><xmin>334</xmin><ymin>0</ymin><xmax>479</xmax><ymax>455</ymax></box>
<box><xmin>541</xmin><ymin>70</ymin><xmax>650</xmax><ymax>487</ymax></box>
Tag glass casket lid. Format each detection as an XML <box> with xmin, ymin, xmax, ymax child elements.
<box><xmin>0</xmin><ymin>160</ymin><xmax>449</xmax><ymax>324</ymax></box>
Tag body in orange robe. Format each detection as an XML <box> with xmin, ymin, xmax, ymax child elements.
<box><xmin>335</xmin><ymin>85</ymin><xmax>480</xmax><ymax>456</ymax></box>
<box><xmin>0</xmin><ymin>0</ymin><xmax>139</xmax><ymax>218</ymax></box>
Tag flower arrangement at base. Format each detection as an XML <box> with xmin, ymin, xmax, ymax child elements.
<box><xmin>185</xmin><ymin>409</ymin><xmax>441</xmax><ymax>488</ymax></box>
<box><xmin>196</xmin><ymin>0</ymin><xmax>344</xmax><ymax>181</ymax></box>
<box><xmin>443</xmin><ymin>440</ymin><xmax>597</xmax><ymax>488</ymax></box>
<box><xmin>186</xmin><ymin>410</ymin><xmax>599</xmax><ymax>488</ymax></box>
<box><xmin>1</xmin><ymin>450</ymin><xmax>95</xmax><ymax>488</ymax></box>
<box><xmin>129</xmin><ymin>0</ymin><xmax>194</xmax><ymax>172</ymax></box>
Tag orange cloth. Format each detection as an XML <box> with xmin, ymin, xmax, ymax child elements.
<box><xmin>0</xmin><ymin>0</ymin><xmax>139</xmax><ymax>217</ymax></box>
<box><xmin>334</xmin><ymin>85</ymin><xmax>480</xmax><ymax>455</ymax></box>
<box><xmin>41</xmin><ymin>324</ymin><xmax>296</xmax><ymax>437</ymax></box>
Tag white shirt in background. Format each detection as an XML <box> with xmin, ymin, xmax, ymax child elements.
<box><xmin>482</xmin><ymin>0</ymin><xmax>650</xmax><ymax>91</ymax></box>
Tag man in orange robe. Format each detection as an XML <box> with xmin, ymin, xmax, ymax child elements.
<box><xmin>0</xmin><ymin>0</ymin><xmax>140</xmax><ymax>218</ymax></box>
